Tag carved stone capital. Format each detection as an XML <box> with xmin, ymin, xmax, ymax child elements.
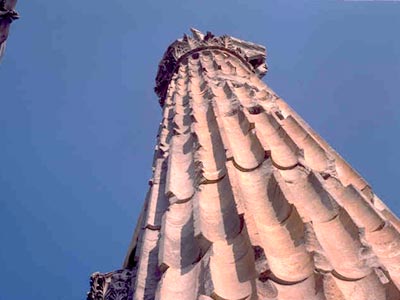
<box><xmin>0</xmin><ymin>0</ymin><xmax>19</xmax><ymax>61</ymax></box>
<box><xmin>155</xmin><ymin>28</ymin><xmax>268</xmax><ymax>106</ymax></box>
<box><xmin>87</xmin><ymin>269</ymin><xmax>135</xmax><ymax>300</ymax></box>
<box><xmin>0</xmin><ymin>0</ymin><xmax>19</xmax><ymax>22</ymax></box>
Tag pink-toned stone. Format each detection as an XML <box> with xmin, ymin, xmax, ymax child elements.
<box><xmin>88</xmin><ymin>29</ymin><xmax>400</xmax><ymax>300</ymax></box>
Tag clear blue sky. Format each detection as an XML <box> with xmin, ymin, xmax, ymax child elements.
<box><xmin>1</xmin><ymin>1</ymin><xmax>399</xmax><ymax>299</ymax></box>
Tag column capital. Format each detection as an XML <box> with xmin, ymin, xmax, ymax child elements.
<box><xmin>155</xmin><ymin>28</ymin><xmax>267</xmax><ymax>106</ymax></box>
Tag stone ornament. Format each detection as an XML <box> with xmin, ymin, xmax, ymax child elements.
<box><xmin>0</xmin><ymin>0</ymin><xmax>19</xmax><ymax>61</ymax></box>
<box><xmin>155</xmin><ymin>28</ymin><xmax>268</xmax><ymax>106</ymax></box>
<box><xmin>87</xmin><ymin>269</ymin><xmax>135</xmax><ymax>300</ymax></box>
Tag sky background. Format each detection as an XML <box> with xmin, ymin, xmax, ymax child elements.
<box><xmin>1</xmin><ymin>1</ymin><xmax>399</xmax><ymax>299</ymax></box>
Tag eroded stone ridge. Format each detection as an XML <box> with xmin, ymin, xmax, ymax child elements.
<box><xmin>88</xmin><ymin>29</ymin><xmax>400</xmax><ymax>300</ymax></box>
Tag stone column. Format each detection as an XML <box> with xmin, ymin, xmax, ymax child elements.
<box><xmin>88</xmin><ymin>29</ymin><xmax>400</xmax><ymax>300</ymax></box>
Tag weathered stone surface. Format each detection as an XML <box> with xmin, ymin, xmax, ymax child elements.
<box><xmin>88</xmin><ymin>29</ymin><xmax>400</xmax><ymax>300</ymax></box>
<box><xmin>155</xmin><ymin>28</ymin><xmax>267</xmax><ymax>106</ymax></box>
<box><xmin>87</xmin><ymin>269</ymin><xmax>135</xmax><ymax>300</ymax></box>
